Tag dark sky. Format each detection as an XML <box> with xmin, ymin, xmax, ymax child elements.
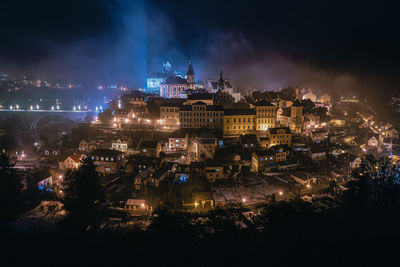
<box><xmin>0</xmin><ymin>0</ymin><xmax>399</xmax><ymax>97</ymax></box>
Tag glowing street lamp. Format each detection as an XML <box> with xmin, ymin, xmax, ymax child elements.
<box><xmin>279</xmin><ymin>191</ymin><xmax>283</xmax><ymax>196</ymax></box>
<box><xmin>242</xmin><ymin>198</ymin><xmax>246</xmax><ymax>203</ymax></box>
<box><xmin>194</xmin><ymin>202</ymin><xmax>198</xmax><ymax>208</ymax></box>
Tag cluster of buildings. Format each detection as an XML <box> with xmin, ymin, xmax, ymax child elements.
<box><xmin>30</xmin><ymin>59</ymin><xmax>400</xmax><ymax>213</ymax></box>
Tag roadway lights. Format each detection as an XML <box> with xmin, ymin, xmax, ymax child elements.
<box><xmin>242</xmin><ymin>198</ymin><xmax>246</xmax><ymax>203</ymax></box>
<box><xmin>194</xmin><ymin>202</ymin><xmax>198</xmax><ymax>207</ymax></box>
<box><xmin>279</xmin><ymin>191</ymin><xmax>283</xmax><ymax>196</ymax></box>
<box><xmin>306</xmin><ymin>184</ymin><xmax>311</xmax><ymax>188</ymax></box>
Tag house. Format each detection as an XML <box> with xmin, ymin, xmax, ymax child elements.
<box><xmin>239</xmin><ymin>134</ymin><xmax>259</xmax><ymax>149</ymax></box>
<box><xmin>212</xmin><ymin>192</ymin><xmax>226</xmax><ymax>207</ymax></box>
<box><xmin>160</xmin><ymin>103</ymin><xmax>181</xmax><ymax>128</ymax></box>
<box><xmin>252</xmin><ymin>149</ymin><xmax>275</xmax><ymax>172</ymax></box>
<box><xmin>89</xmin><ymin>149</ymin><xmax>125</xmax><ymax>175</ymax></box>
<box><xmin>205</xmin><ymin>160</ymin><xmax>230</xmax><ymax>182</ymax></box>
<box><xmin>259</xmin><ymin>136</ymin><xmax>270</xmax><ymax>148</ymax></box>
<box><xmin>59</xmin><ymin>153</ymin><xmax>84</xmax><ymax>170</ymax></box>
<box><xmin>193</xmin><ymin>192</ymin><xmax>214</xmax><ymax>208</ymax></box>
<box><xmin>168</xmin><ymin>133</ymin><xmax>188</xmax><ymax>151</ymax></box>
<box><xmin>270</xmin><ymin>145</ymin><xmax>290</xmax><ymax>162</ymax></box>
<box><xmin>291</xmin><ymin>172</ymin><xmax>318</xmax><ymax>185</ymax></box>
<box><xmin>266</xmin><ymin>127</ymin><xmax>292</xmax><ymax>147</ymax></box>
<box><xmin>79</xmin><ymin>139</ymin><xmax>97</xmax><ymax>152</ymax></box>
<box><xmin>304</xmin><ymin>113</ymin><xmax>320</xmax><ymax>129</ymax></box>
<box><xmin>111</xmin><ymin>138</ymin><xmax>129</xmax><ymax>152</ymax></box>
<box><xmin>311</xmin><ymin>129</ymin><xmax>328</xmax><ymax>143</ymax></box>
<box><xmin>124</xmin><ymin>199</ymin><xmax>151</xmax><ymax>213</ymax></box>
<box><xmin>126</xmin><ymin>155</ymin><xmax>163</xmax><ymax>174</ymax></box>
<box><xmin>137</xmin><ymin>140</ymin><xmax>162</xmax><ymax>157</ymax></box>
<box><xmin>308</xmin><ymin>145</ymin><xmax>326</xmax><ymax>161</ymax></box>
<box><xmin>196</xmin><ymin>132</ymin><xmax>217</xmax><ymax>159</ymax></box>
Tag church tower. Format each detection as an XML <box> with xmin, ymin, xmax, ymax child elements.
<box><xmin>290</xmin><ymin>99</ymin><xmax>303</xmax><ymax>134</ymax></box>
<box><xmin>186</xmin><ymin>60</ymin><xmax>195</xmax><ymax>90</ymax></box>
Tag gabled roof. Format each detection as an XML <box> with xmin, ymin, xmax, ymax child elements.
<box><xmin>68</xmin><ymin>153</ymin><xmax>84</xmax><ymax>163</ymax></box>
<box><xmin>164</xmin><ymin>76</ymin><xmax>187</xmax><ymax>84</ymax></box>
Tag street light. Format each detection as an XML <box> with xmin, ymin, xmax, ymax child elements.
<box><xmin>194</xmin><ymin>202</ymin><xmax>198</xmax><ymax>208</ymax></box>
<box><xmin>242</xmin><ymin>198</ymin><xmax>246</xmax><ymax>203</ymax></box>
<box><xmin>279</xmin><ymin>191</ymin><xmax>283</xmax><ymax>196</ymax></box>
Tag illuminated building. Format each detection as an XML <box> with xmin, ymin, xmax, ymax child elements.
<box><xmin>160</xmin><ymin>60</ymin><xmax>196</xmax><ymax>98</ymax></box>
<box><xmin>184</xmin><ymin>93</ymin><xmax>214</xmax><ymax>105</ymax></box>
<box><xmin>266</xmin><ymin>127</ymin><xmax>292</xmax><ymax>147</ymax></box>
<box><xmin>168</xmin><ymin>133</ymin><xmax>188</xmax><ymax>151</ymax></box>
<box><xmin>290</xmin><ymin>100</ymin><xmax>303</xmax><ymax>133</ymax></box>
<box><xmin>160</xmin><ymin>104</ymin><xmax>180</xmax><ymax>128</ymax></box>
<box><xmin>250</xmin><ymin>100</ymin><xmax>277</xmax><ymax>131</ymax></box>
<box><xmin>111</xmin><ymin>138</ymin><xmax>129</xmax><ymax>153</ymax></box>
<box><xmin>196</xmin><ymin>132</ymin><xmax>217</xmax><ymax>159</ymax></box>
<box><xmin>137</xmin><ymin>140</ymin><xmax>162</xmax><ymax>157</ymax></box>
<box><xmin>207</xmin><ymin>70</ymin><xmax>241</xmax><ymax>102</ymax></box>
<box><xmin>308</xmin><ymin>145</ymin><xmax>326</xmax><ymax>161</ymax></box>
<box><xmin>223</xmin><ymin>109</ymin><xmax>256</xmax><ymax>136</ymax></box>
<box><xmin>179</xmin><ymin>102</ymin><xmax>223</xmax><ymax>129</ymax></box>
<box><xmin>59</xmin><ymin>153</ymin><xmax>84</xmax><ymax>170</ymax></box>
<box><xmin>89</xmin><ymin>149</ymin><xmax>125</xmax><ymax>175</ymax></box>
<box><xmin>252</xmin><ymin>149</ymin><xmax>275</xmax><ymax>172</ymax></box>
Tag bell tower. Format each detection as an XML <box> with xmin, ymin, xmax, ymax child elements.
<box><xmin>186</xmin><ymin>59</ymin><xmax>195</xmax><ymax>90</ymax></box>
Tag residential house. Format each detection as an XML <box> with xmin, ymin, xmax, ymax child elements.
<box><xmin>137</xmin><ymin>140</ymin><xmax>162</xmax><ymax>157</ymax></box>
<box><xmin>311</xmin><ymin>129</ymin><xmax>328</xmax><ymax>143</ymax></box>
<box><xmin>205</xmin><ymin>160</ymin><xmax>230</xmax><ymax>182</ymax></box>
<box><xmin>89</xmin><ymin>149</ymin><xmax>125</xmax><ymax>175</ymax></box>
<box><xmin>266</xmin><ymin>127</ymin><xmax>292</xmax><ymax>147</ymax></box>
<box><xmin>168</xmin><ymin>133</ymin><xmax>188</xmax><ymax>151</ymax></box>
<box><xmin>239</xmin><ymin>134</ymin><xmax>259</xmax><ymax>149</ymax></box>
<box><xmin>196</xmin><ymin>132</ymin><xmax>217</xmax><ymax>159</ymax></box>
<box><xmin>252</xmin><ymin>149</ymin><xmax>275</xmax><ymax>172</ymax></box>
<box><xmin>59</xmin><ymin>153</ymin><xmax>84</xmax><ymax>170</ymax></box>
<box><xmin>308</xmin><ymin>145</ymin><xmax>326</xmax><ymax>161</ymax></box>
<box><xmin>291</xmin><ymin>172</ymin><xmax>318</xmax><ymax>185</ymax></box>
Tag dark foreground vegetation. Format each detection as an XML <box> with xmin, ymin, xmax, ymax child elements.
<box><xmin>1</xmin><ymin>153</ymin><xmax>400</xmax><ymax>266</ymax></box>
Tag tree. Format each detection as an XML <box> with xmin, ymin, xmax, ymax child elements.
<box><xmin>62</xmin><ymin>157</ymin><xmax>104</xmax><ymax>231</ymax></box>
<box><xmin>0</xmin><ymin>152</ymin><xmax>23</xmax><ymax>224</ymax></box>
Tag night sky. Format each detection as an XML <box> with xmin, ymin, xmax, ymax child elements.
<box><xmin>0</xmin><ymin>0</ymin><xmax>399</xmax><ymax>97</ymax></box>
